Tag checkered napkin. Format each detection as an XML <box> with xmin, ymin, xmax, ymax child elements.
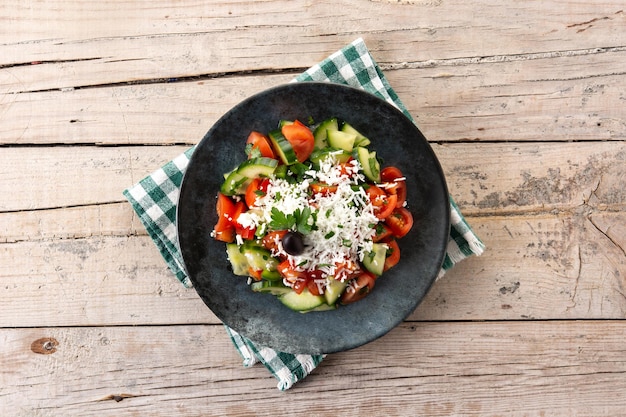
<box><xmin>123</xmin><ymin>38</ymin><xmax>485</xmax><ymax>390</ymax></box>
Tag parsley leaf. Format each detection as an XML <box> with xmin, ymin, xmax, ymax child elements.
<box><xmin>269</xmin><ymin>208</ymin><xmax>295</xmax><ymax>230</ymax></box>
<box><xmin>245</xmin><ymin>143</ymin><xmax>262</xmax><ymax>159</ymax></box>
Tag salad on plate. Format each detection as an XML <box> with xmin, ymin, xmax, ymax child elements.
<box><xmin>211</xmin><ymin>117</ymin><xmax>414</xmax><ymax>312</ymax></box>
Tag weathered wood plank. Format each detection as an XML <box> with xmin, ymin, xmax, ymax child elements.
<box><xmin>2</xmin><ymin>1</ymin><xmax>624</xmax><ymax>91</ymax></box>
<box><xmin>0</xmin><ymin>142</ymin><xmax>623</xmax><ymax>213</ymax></box>
<box><xmin>0</xmin><ymin>145</ymin><xmax>189</xmax><ymax>212</ymax></box>
<box><xmin>1</xmin><ymin>321</ymin><xmax>625</xmax><ymax>416</ymax></box>
<box><xmin>2</xmin><ymin>49</ymin><xmax>625</xmax><ymax>145</ymax></box>
<box><xmin>1</xmin><ymin>211</ymin><xmax>624</xmax><ymax>327</ymax></box>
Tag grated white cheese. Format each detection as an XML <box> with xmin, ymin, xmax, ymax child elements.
<box><xmin>249</xmin><ymin>155</ymin><xmax>378</xmax><ymax>279</ymax></box>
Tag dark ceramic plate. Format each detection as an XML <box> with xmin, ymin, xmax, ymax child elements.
<box><xmin>177</xmin><ymin>82</ymin><xmax>450</xmax><ymax>354</ymax></box>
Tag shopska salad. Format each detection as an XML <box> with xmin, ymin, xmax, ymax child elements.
<box><xmin>211</xmin><ymin>117</ymin><xmax>414</xmax><ymax>312</ymax></box>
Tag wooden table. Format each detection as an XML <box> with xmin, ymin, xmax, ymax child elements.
<box><xmin>2</xmin><ymin>1</ymin><xmax>625</xmax><ymax>415</ymax></box>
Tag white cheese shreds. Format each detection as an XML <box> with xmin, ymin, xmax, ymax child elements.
<box><xmin>252</xmin><ymin>155</ymin><xmax>378</xmax><ymax>280</ymax></box>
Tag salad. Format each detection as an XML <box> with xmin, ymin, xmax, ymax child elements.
<box><xmin>211</xmin><ymin>117</ymin><xmax>414</xmax><ymax>312</ymax></box>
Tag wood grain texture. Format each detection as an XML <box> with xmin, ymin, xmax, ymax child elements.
<box><xmin>1</xmin><ymin>322</ymin><xmax>625</xmax><ymax>417</ymax></box>
<box><xmin>2</xmin><ymin>0</ymin><xmax>625</xmax><ymax>414</ymax></box>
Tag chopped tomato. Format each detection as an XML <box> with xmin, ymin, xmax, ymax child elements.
<box><xmin>230</xmin><ymin>201</ymin><xmax>246</xmax><ymax>227</ymax></box>
<box><xmin>366</xmin><ymin>185</ymin><xmax>397</xmax><ymax>219</ymax></box>
<box><xmin>278</xmin><ymin>259</ymin><xmax>307</xmax><ymax>283</ymax></box>
<box><xmin>310</xmin><ymin>182</ymin><xmax>337</xmax><ymax>196</ymax></box>
<box><xmin>248</xmin><ymin>267</ymin><xmax>263</xmax><ymax>281</ymax></box>
<box><xmin>381</xmin><ymin>166</ymin><xmax>407</xmax><ymax>208</ymax></box>
<box><xmin>383</xmin><ymin>239</ymin><xmax>400</xmax><ymax>271</ymax></box>
<box><xmin>214</xmin><ymin>193</ymin><xmax>235</xmax><ymax>237</ymax></box>
<box><xmin>236</xmin><ymin>225</ymin><xmax>256</xmax><ymax>240</ymax></box>
<box><xmin>246</xmin><ymin>131</ymin><xmax>275</xmax><ymax>159</ymax></box>
<box><xmin>340</xmin><ymin>271</ymin><xmax>376</xmax><ymax>304</ymax></box>
<box><xmin>372</xmin><ymin>223</ymin><xmax>393</xmax><ymax>243</ymax></box>
<box><xmin>307</xmin><ymin>278</ymin><xmax>324</xmax><ymax>296</ymax></box>
<box><xmin>334</xmin><ymin>260</ymin><xmax>361</xmax><ymax>282</ymax></box>
<box><xmin>214</xmin><ymin>228</ymin><xmax>235</xmax><ymax>243</ymax></box>
<box><xmin>245</xmin><ymin>178</ymin><xmax>268</xmax><ymax>208</ymax></box>
<box><xmin>292</xmin><ymin>278</ymin><xmax>308</xmax><ymax>295</ymax></box>
<box><xmin>385</xmin><ymin>207</ymin><xmax>414</xmax><ymax>238</ymax></box>
<box><xmin>281</xmin><ymin>120</ymin><xmax>315</xmax><ymax>162</ymax></box>
<box><xmin>262</xmin><ymin>230</ymin><xmax>288</xmax><ymax>253</ymax></box>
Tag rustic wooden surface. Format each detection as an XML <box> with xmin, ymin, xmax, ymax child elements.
<box><xmin>1</xmin><ymin>1</ymin><xmax>625</xmax><ymax>416</ymax></box>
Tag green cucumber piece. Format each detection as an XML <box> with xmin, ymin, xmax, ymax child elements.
<box><xmin>261</xmin><ymin>269</ymin><xmax>282</xmax><ymax>281</ymax></box>
<box><xmin>327</xmin><ymin>130</ymin><xmax>356</xmax><ymax>152</ymax></box>
<box><xmin>279</xmin><ymin>288</ymin><xmax>325</xmax><ymax>311</ymax></box>
<box><xmin>341</xmin><ymin>122</ymin><xmax>370</xmax><ymax>147</ymax></box>
<box><xmin>324</xmin><ymin>277</ymin><xmax>348</xmax><ymax>305</ymax></box>
<box><xmin>221</xmin><ymin>171</ymin><xmax>250</xmax><ymax>196</ymax></box>
<box><xmin>268</xmin><ymin>129</ymin><xmax>298</xmax><ymax>165</ymax></box>
<box><xmin>226</xmin><ymin>244</ymin><xmax>248</xmax><ymax>276</ymax></box>
<box><xmin>362</xmin><ymin>242</ymin><xmax>387</xmax><ymax>276</ymax></box>
<box><xmin>309</xmin><ymin>148</ymin><xmax>352</xmax><ymax>166</ymax></box>
<box><xmin>251</xmin><ymin>280</ymin><xmax>292</xmax><ymax>296</ymax></box>
<box><xmin>355</xmin><ymin>146</ymin><xmax>381</xmax><ymax>182</ymax></box>
<box><xmin>304</xmin><ymin>303</ymin><xmax>337</xmax><ymax>313</ymax></box>
<box><xmin>241</xmin><ymin>242</ymin><xmax>279</xmax><ymax>273</ymax></box>
<box><xmin>236</xmin><ymin>157</ymin><xmax>278</xmax><ymax>179</ymax></box>
<box><xmin>313</xmin><ymin>117</ymin><xmax>339</xmax><ymax>149</ymax></box>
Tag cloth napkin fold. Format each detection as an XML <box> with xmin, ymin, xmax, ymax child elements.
<box><xmin>124</xmin><ymin>38</ymin><xmax>484</xmax><ymax>390</ymax></box>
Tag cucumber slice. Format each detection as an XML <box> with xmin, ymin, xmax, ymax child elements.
<box><xmin>279</xmin><ymin>288</ymin><xmax>325</xmax><ymax>311</ymax></box>
<box><xmin>362</xmin><ymin>242</ymin><xmax>387</xmax><ymax>276</ymax></box>
<box><xmin>268</xmin><ymin>129</ymin><xmax>298</xmax><ymax>165</ymax></box>
<box><xmin>241</xmin><ymin>242</ymin><xmax>279</xmax><ymax>273</ymax></box>
<box><xmin>341</xmin><ymin>122</ymin><xmax>370</xmax><ymax>147</ymax></box>
<box><xmin>261</xmin><ymin>269</ymin><xmax>282</xmax><ymax>281</ymax></box>
<box><xmin>355</xmin><ymin>146</ymin><xmax>381</xmax><ymax>182</ymax></box>
<box><xmin>313</xmin><ymin>117</ymin><xmax>339</xmax><ymax>149</ymax></box>
<box><xmin>327</xmin><ymin>130</ymin><xmax>356</xmax><ymax>152</ymax></box>
<box><xmin>221</xmin><ymin>171</ymin><xmax>250</xmax><ymax>196</ymax></box>
<box><xmin>236</xmin><ymin>157</ymin><xmax>278</xmax><ymax>179</ymax></box>
<box><xmin>226</xmin><ymin>244</ymin><xmax>248</xmax><ymax>276</ymax></box>
<box><xmin>324</xmin><ymin>277</ymin><xmax>348</xmax><ymax>305</ymax></box>
<box><xmin>305</xmin><ymin>303</ymin><xmax>337</xmax><ymax>313</ymax></box>
<box><xmin>251</xmin><ymin>280</ymin><xmax>292</xmax><ymax>296</ymax></box>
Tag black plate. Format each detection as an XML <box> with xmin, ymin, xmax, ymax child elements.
<box><xmin>177</xmin><ymin>82</ymin><xmax>450</xmax><ymax>354</ymax></box>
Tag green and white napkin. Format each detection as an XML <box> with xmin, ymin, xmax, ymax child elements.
<box><xmin>124</xmin><ymin>38</ymin><xmax>484</xmax><ymax>390</ymax></box>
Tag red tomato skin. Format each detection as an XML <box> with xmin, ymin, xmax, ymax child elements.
<box><xmin>385</xmin><ymin>207</ymin><xmax>414</xmax><ymax>238</ymax></box>
<box><xmin>340</xmin><ymin>272</ymin><xmax>376</xmax><ymax>304</ymax></box>
<box><xmin>281</xmin><ymin>120</ymin><xmax>315</xmax><ymax>162</ymax></box>
<box><xmin>246</xmin><ymin>131</ymin><xmax>276</xmax><ymax>159</ymax></box>
<box><xmin>245</xmin><ymin>178</ymin><xmax>263</xmax><ymax>208</ymax></box>
<box><xmin>383</xmin><ymin>239</ymin><xmax>400</xmax><ymax>271</ymax></box>
<box><xmin>214</xmin><ymin>193</ymin><xmax>236</xmax><ymax>233</ymax></box>
<box><xmin>381</xmin><ymin>166</ymin><xmax>407</xmax><ymax>208</ymax></box>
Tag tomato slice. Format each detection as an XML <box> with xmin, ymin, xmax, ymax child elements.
<box><xmin>385</xmin><ymin>207</ymin><xmax>414</xmax><ymax>238</ymax></box>
<box><xmin>310</xmin><ymin>182</ymin><xmax>337</xmax><ymax>196</ymax></box>
<box><xmin>246</xmin><ymin>131</ymin><xmax>275</xmax><ymax>159</ymax></box>
<box><xmin>230</xmin><ymin>201</ymin><xmax>246</xmax><ymax>227</ymax></box>
<box><xmin>281</xmin><ymin>120</ymin><xmax>315</xmax><ymax>162</ymax></box>
<box><xmin>340</xmin><ymin>272</ymin><xmax>376</xmax><ymax>304</ymax></box>
<box><xmin>383</xmin><ymin>239</ymin><xmax>400</xmax><ymax>271</ymax></box>
<box><xmin>214</xmin><ymin>228</ymin><xmax>235</xmax><ymax>243</ymax></box>
<box><xmin>372</xmin><ymin>223</ymin><xmax>393</xmax><ymax>243</ymax></box>
<box><xmin>262</xmin><ymin>230</ymin><xmax>287</xmax><ymax>254</ymax></box>
<box><xmin>366</xmin><ymin>185</ymin><xmax>397</xmax><ymax>219</ymax></box>
<box><xmin>381</xmin><ymin>166</ymin><xmax>407</xmax><ymax>208</ymax></box>
<box><xmin>214</xmin><ymin>193</ymin><xmax>236</xmax><ymax>234</ymax></box>
<box><xmin>307</xmin><ymin>278</ymin><xmax>324</xmax><ymax>296</ymax></box>
<box><xmin>245</xmin><ymin>178</ymin><xmax>267</xmax><ymax>208</ymax></box>
<box><xmin>236</xmin><ymin>225</ymin><xmax>256</xmax><ymax>240</ymax></box>
<box><xmin>248</xmin><ymin>267</ymin><xmax>263</xmax><ymax>281</ymax></box>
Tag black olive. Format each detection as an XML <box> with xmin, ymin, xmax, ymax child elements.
<box><xmin>282</xmin><ymin>231</ymin><xmax>305</xmax><ymax>256</ymax></box>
